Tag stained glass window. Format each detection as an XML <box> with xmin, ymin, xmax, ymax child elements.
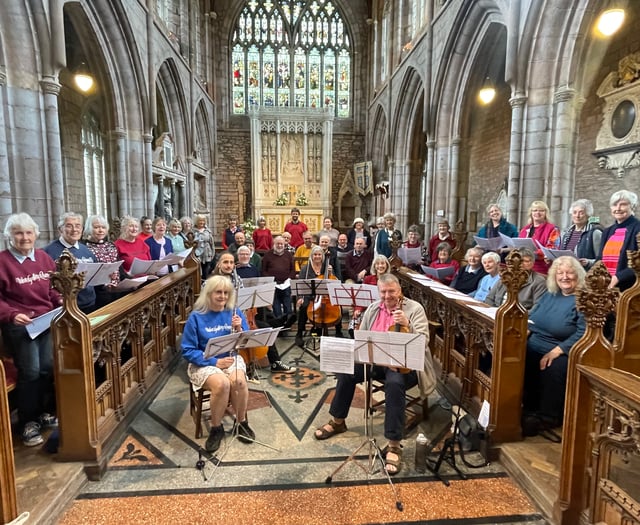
<box><xmin>231</xmin><ymin>0</ymin><xmax>351</xmax><ymax>117</ymax></box>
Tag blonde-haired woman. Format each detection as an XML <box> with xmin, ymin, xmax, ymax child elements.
<box><xmin>181</xmin><ymin>275</ymin><xmax>253</xmax><ymax>453</ymax></box>
<box><xmin>518</xmin><ymin>200</ymin><xmax>560</xmax><ymax>275</ymax></box>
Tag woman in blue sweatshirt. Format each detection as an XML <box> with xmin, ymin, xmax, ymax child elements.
<box><xmin>522</xmin><ymin>256</ymin><xmax>586</xmax><ymax>437</ymax></box>
<box><xmin>182</xmin><ymin>275</ymin><xmax>253</xmax><ymax>453</ymax></box>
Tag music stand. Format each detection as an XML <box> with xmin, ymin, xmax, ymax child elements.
<box><xmin>203</xmin><ymin>328</ymin><xmax>282</xmax><ymax>479</ymax></box>
<box><xmin>291</xmin><ymin>278</ymin><xmax>333</xmax><ymax>356</ymax></box>
<box><xmin>323</xmin><ymin>329</ymin><xmax>427</xmax><ymax>511</ymax></box>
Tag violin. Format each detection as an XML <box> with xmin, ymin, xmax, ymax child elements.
<box><xmin>306</xmin><ymin>260</ymin><xmax>342</xmax><ymax>327</ymax></box>
<box><xmin>388</xmin><ymin>295</ymin><xmax>411</xmax><ymax>374</ymax></box>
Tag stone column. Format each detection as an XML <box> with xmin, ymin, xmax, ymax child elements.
<box><xmin>143</xmin><ymin>133</ymin><xmax>154</xmax><ymax>216</ymax></box>
<box><xmin>40</xmin><ymin>76</ymin><xmax>65</xmax><ymax>221</ymax></box>
<box><xmin>0</xmin><ymin>69</ymin><xmax>11</xmax><ymax>218</ymax></box>
<box><xmin>321</xmin><ymin>116</ymin><xmax>333</xmax><ymax>214</ymax></box>
<box><xmin>507</xmin><ymin>93</ymin><xmax>527</xmax><ymax>224</ymax></box>
<box><xmin>550</xmin><ymin>87</ymin><xmax>582</xmax><ymax>229</ymax></box>
<box><xmin>109</xmin><ymin>128</ymin><xmax>127</xmax><ymax>218</ymax></box>
<box><xmin>389</xmin><ymin>159</ymin><xmax>409</xmax><ymax>231</ymax></box>
<box><xmin>447</xmin><ymin>137</ymin><xmax>460</xmax><ymax>224</ymax></box>
<box><xmin>177</xmin><ymin>181</ymin><xmax>186</xmax><ymax>218</ymax></box>
<box><xmin>424</xmin><ymin>139</ymin><xmax>436</xmax><ymax>237</ymax></box>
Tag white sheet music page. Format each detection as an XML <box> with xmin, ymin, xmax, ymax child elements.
<box><xmin>320</xmin><ymin>337</ymin><xmax>355</xmax><ymax>374</ymax></box>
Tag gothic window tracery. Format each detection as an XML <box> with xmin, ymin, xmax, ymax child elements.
<box><xmin>231</xmin><ymin>0</ymin><xmax>351</xmax><ymax>117</ymax></box>
<box><xmin>81</xmin><ymin>112</ymin><xmax>106</xmax><ymax>217</ymax></box>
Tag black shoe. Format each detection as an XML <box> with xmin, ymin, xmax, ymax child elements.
<box><xmin>521</xmin><ymin>415</ymin><xmax>541</xmax><ymax>437</ymax></box>
<box><xmin>335</xmin><ymin>329</ymin><xmax>344</xmax><ymax>338</ymax></box>
<box><xmin>271</xmin><ymin>361</ymin><xmax>296</xmax><ymax>374</ymax></box>
<box><xmin>237</xmin><ymin>420</ymin><xmax>255</xmax><ymax>443</ymax></box>
<box><xmin>295</xmin><ymin>335</ymin><xmax>305</xmax><ymax>348</ymax></box>
<box><xmin>283</xmin><ymin>313</ymin><xmax>298</xmax><ymax>329</ymax></box>
<box><xmin>205</xmin><ymin>425</ymin><xmax>225</xmax><ymax>453</ymax></box>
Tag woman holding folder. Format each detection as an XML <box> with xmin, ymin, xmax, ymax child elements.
<box><xmin>181</xmin><ymin>275</ymin><xmax>253</xmax><ymax>453</ymax></box>
<box><xmin>0</xmin><ymin>213</ymin><xmax>61</xmax><ymax>447</ymax></box>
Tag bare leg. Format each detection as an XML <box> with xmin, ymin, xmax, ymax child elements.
<box><xmin>228</xmin><ymin>368</ymin><xmax>249</xmax><ymax>422</ymax></box>
<box><xmin>203</xmin><ymin>374</ymin><xmax>231</xmax><ymax>427</ymax></box>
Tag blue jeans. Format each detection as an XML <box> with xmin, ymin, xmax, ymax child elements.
<box><xmin>273</xmin><ymin>287</ymin><xmax>292</xmax><ymax>318</ymax></box>
<box><xmin>3</xmin><ymin>324</ymin><xmax>55</xmax><ymax>427</ymax></box>
<box><xmin>330</xmin><ymin>364</ymin><xmax>418</xmax><ymax>442</ymax></box>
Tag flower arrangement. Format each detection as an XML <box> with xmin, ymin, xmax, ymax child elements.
<box><xmin>241</xmin><ymin>217</ymin><xmax>257</xmax><ymax>237</ymax></box>
<box><xmin>295</xmin><ymin>193</ymin><xmax>308</xmax><ymax>206</ymax></box>
<box><xmin>274</xmin><ymin>193</ymin><xmax>288</xmax><ymax>206</ymax></box>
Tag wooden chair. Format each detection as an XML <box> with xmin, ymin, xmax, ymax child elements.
<box><xmin>189</xmin><ymin>384</ymin><xmax>210</xmax><ymax>439</ymax></box>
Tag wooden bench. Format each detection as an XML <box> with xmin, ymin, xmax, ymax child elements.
<box><xmin>0</xmin><ymin>340</ymin><xmax>18</xmax><ymax>523</ymax></box>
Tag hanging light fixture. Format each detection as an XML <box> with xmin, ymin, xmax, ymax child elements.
<box><xmin>595</xmin><ymin>8</ymin><xmax>625</xmax><ymax>37</ymax></box>
<box><xmin>73</xmin><ymin>62</ymin><xmax>94</xmax><ymax>92</ymax></box>
<box><xmin>478</xmin><ymin>77</ymin><xmax>496</xmax><ymax>105</ymax></box>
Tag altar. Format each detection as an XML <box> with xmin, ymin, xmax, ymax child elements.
<box><xmin>249</xmin><ymin>107</ymin><xmax>334</xmax><ymax>230</ymax></box>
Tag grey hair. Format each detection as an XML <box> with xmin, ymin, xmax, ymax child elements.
<box><xmin>57</xmin><ymin>212</ymin><xmax>84</xmax><ymax>230</ymax></box>
<box><xmin>570</xmin><ymin>199</ymin><xmax>593</xmax><ymax>217</ymax></box>
<box><xmin>370</xmin><ymin>254</ymin><xmax>391</xmax><ymax>274</ymax></box>
<box><xmin>465</xmin><ymin>246</ymin><xmax>484</xmax><ymax>259</ymax></box>
<box><xmin>517</xmin><ymin>247</ymin><xmax>535</xmax><ymax>260</ymax></box>
<box><xmin>609</xmin><ymin>190</ymin><xmax>638</xmax><ymax>211</ymax></box>
<box><xmin>119</xmin><ymin>215</ymin><xmax>139</xmax><ymax>239</ymax></box>
<box><xmin>486</xmin><ymin>203</ymin><xmax>503</xmax><ymax>214</ymax></box>
<box><xmin>84</xmin><ymin>215</ymin><xmax>109</xmax><ymax>239</ymax></box>
<box><xmin>237</xmin><ymin>245</ymin><xmax>251</xmax><ymax>255</ymax></box>
<box><xmin>3</xmin><ymin>213</ymin><xmax>40</xmax><ymax>239</ymax></box>
<box><xmin>481</xmin><ymin>251</ymin><xmax>500</xmax><ymax>264</ymax></box>
<box><xmin>383</xmin><ymin>212</ymin><xmax>396</xmax><ymax>221</ymax></box>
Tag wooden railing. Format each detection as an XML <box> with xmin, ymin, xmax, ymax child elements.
<box><xmin>0</xmin><ymin>358</ymin><xmax>17</xmax><ymax>524</ymax></box>
<box><xmin>50</xmin><ymin>251</ymin><xmax>201</xmax><ymax>479</ymax></box>
<box><xmin>396</xmin><ymin>249</ymin><xmax>530</xmax><ymax>445</ymax></box>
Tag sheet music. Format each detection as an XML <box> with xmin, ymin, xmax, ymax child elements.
<box><xmin>397</xmin><ymin>246</ymin><xmax>423</xmax><ymax>265</ymax></box>
<box><xmin>319</xmin><ymin>337</ymin><xmax>355</xmax><ymax>374</ymax></box>
<box><xmin>473</xmin><ymin>235</ymin><xmax>506</xmax><ymax>252</ymax></box>
<box><xmin>354</xmin><ymin>330</ymin><xmax>426</xmax><ymax>371</ymax></box>
<box><xmin>274</xmin><ymin>278</ymin><xmax>291</xmax><ymax>290</ymax></box>
<box><xmin>325</xmin><ymin>281</ymin><xmax>379</xmax><ymax>307</ymax></box>
<box><xmin>204</xmin><ymin>327</ymin><xmax>280</xmax><ymax>358</ymax></box>
<box><xmin>236</xmin><ymin>282</ymin><xmax>276</xmax><ymax>310</ymax></box>
<box><xmin>534</xmin><ymin>240</ymin><xmax>576</xmax><ymax>260</ymax></box>
<box><xmin>115</xmin><ymin>275</ymin><xmax>157</xmax><ymax>291</ymax></box>
<box><xmin>420</xmin><ymin>265</ymin><xmax>456</xmax><ymax>281</ymax></box>
<box><xmin>242</xmin><ymin>276</ymin><xmax>275</xmax><ymax>288</ymax></box>
<box><xmin>129</xmin><ymin>257</ymin><xmax>173</xmax><ymax>276</ymax></box>
<box><xmin>76</xmin><ymin>261</ymin><xmax>123</xmax><ymax>287</ymax></box>
<box><xmin>26</xmin><ymin>307</ymin><xmax>63</xmax><ymax>339</ymax></box>
<box><xmin>499</xmin><ymin>232</ymin><xmax>537</xmax><ymax>251</ymax></box>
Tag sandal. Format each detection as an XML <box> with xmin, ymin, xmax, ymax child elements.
<box><xmin>314</xmin><ymin>419</ymin><xmax>347</xmax><ymax>440</ymax></box>
<box><xmin>383</xmin><ymin>445</ymin><xmax>403</xmax><ymax>476</ymax></box>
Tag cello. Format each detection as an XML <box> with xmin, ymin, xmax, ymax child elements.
<box><xmin>232</xmin><ymin>269</ymin><xmax>269</xmax><ymax>364</ymax></box>
<box><xmin>306</xmin><ymin>255</ymin><xmax>342</xmax><ymax>330</ymax></box>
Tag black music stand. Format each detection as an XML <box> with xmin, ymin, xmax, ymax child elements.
<box><xmin>236</xmin><ymin>283</ymin><xmax>277</xmax><ymax>385</ymax></box>
<box><xmin>202</xmin><ymin>328</ymin><xmax>282</xmax><ymax>479</ymax></box>
<box><xmin>291</xmin><ymin>278</ymin><xmax>333</xmax><ymax>356</ymax></box>
<box><xmin>322</xmin><ymin>329</ymin><xmax>427</xmax><ymax>512</ymax></box>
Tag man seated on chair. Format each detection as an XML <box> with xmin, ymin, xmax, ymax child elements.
<box><xmin>314</xmin><ymin>273</ymin><xmax>435</xmax><ymax>476</ymax></box>
<box><xmin>181</xmin><ymin>275</ymin><xmax>254</xmax><ymax>454</ymax></box>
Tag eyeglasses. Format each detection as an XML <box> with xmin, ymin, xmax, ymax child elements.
<box><xmin>64</xmin><ymin>224</ymin><xmax>83</xmax><ymax>231</ymax></box>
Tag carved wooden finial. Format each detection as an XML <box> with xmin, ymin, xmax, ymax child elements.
<box><xmin>451</xmin><ymin>220</ymin><xmax>468</xmax><ymax>262</ymax></box>
<box><xmin>50</xmin><ymin>249</ymin><xmax>85</xmax><ymax>303</ymax></box>
<box><xmin>575</xmin><ymin>261</ymin><xmax>619</xmax><ymax>329</ymax></box>
<box><xmin>627</xmin><ymin>232</ymin><xmax>640</xmax><ymax>277</ymax></box>
<box><xmin>110</xmin><ymin>217</ymin><xmax>121</xmax><ymax>242</ymax></box>
<box><xmin>389</xmin><ymin>231</ymin><xmax>403</xmax><ymax>271</ymax></box>
<box><xmin>183</xmin><ymin>230</ymin><xmax>197</xmax><ymax>250</ymax></box>
<box><xmin>500</xmin><ymin>250</ymin><xmax>529</xmax><ymax>298</ymax></box>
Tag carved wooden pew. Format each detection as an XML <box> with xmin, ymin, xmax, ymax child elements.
<box><xmin>50</xmin><ymin>251</ymin><xmax>201</xmax><ymax>479</ymax></box>
<box><xmin>0</xmin><ymin>357</ymin><xmax>18</xmax><ymax>524</ymax></box>
<box><xmin>396</xmin><ymin>250</ymin><xmax>530</xmax><ymax>445</ymax></box>
<box><xmin>555</xmin><ymin>255</ymin><xmax>640</xmax><ymax>524</ymax></box>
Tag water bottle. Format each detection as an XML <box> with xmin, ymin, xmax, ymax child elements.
<box><xmin>414</xmin><ymin>432</ymin><xmax>428</xmax><ymax>473</ymax></box>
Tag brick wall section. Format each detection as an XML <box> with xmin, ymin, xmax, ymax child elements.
<box><xmin>215</xmin><ymin>129</ymin><xmax>364</xmax><ymax>237</ymax></box>
<box><xmin>465</xmin><ymin>82</ymin><xmax>513</xmax><ymax>231</ymax></box>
